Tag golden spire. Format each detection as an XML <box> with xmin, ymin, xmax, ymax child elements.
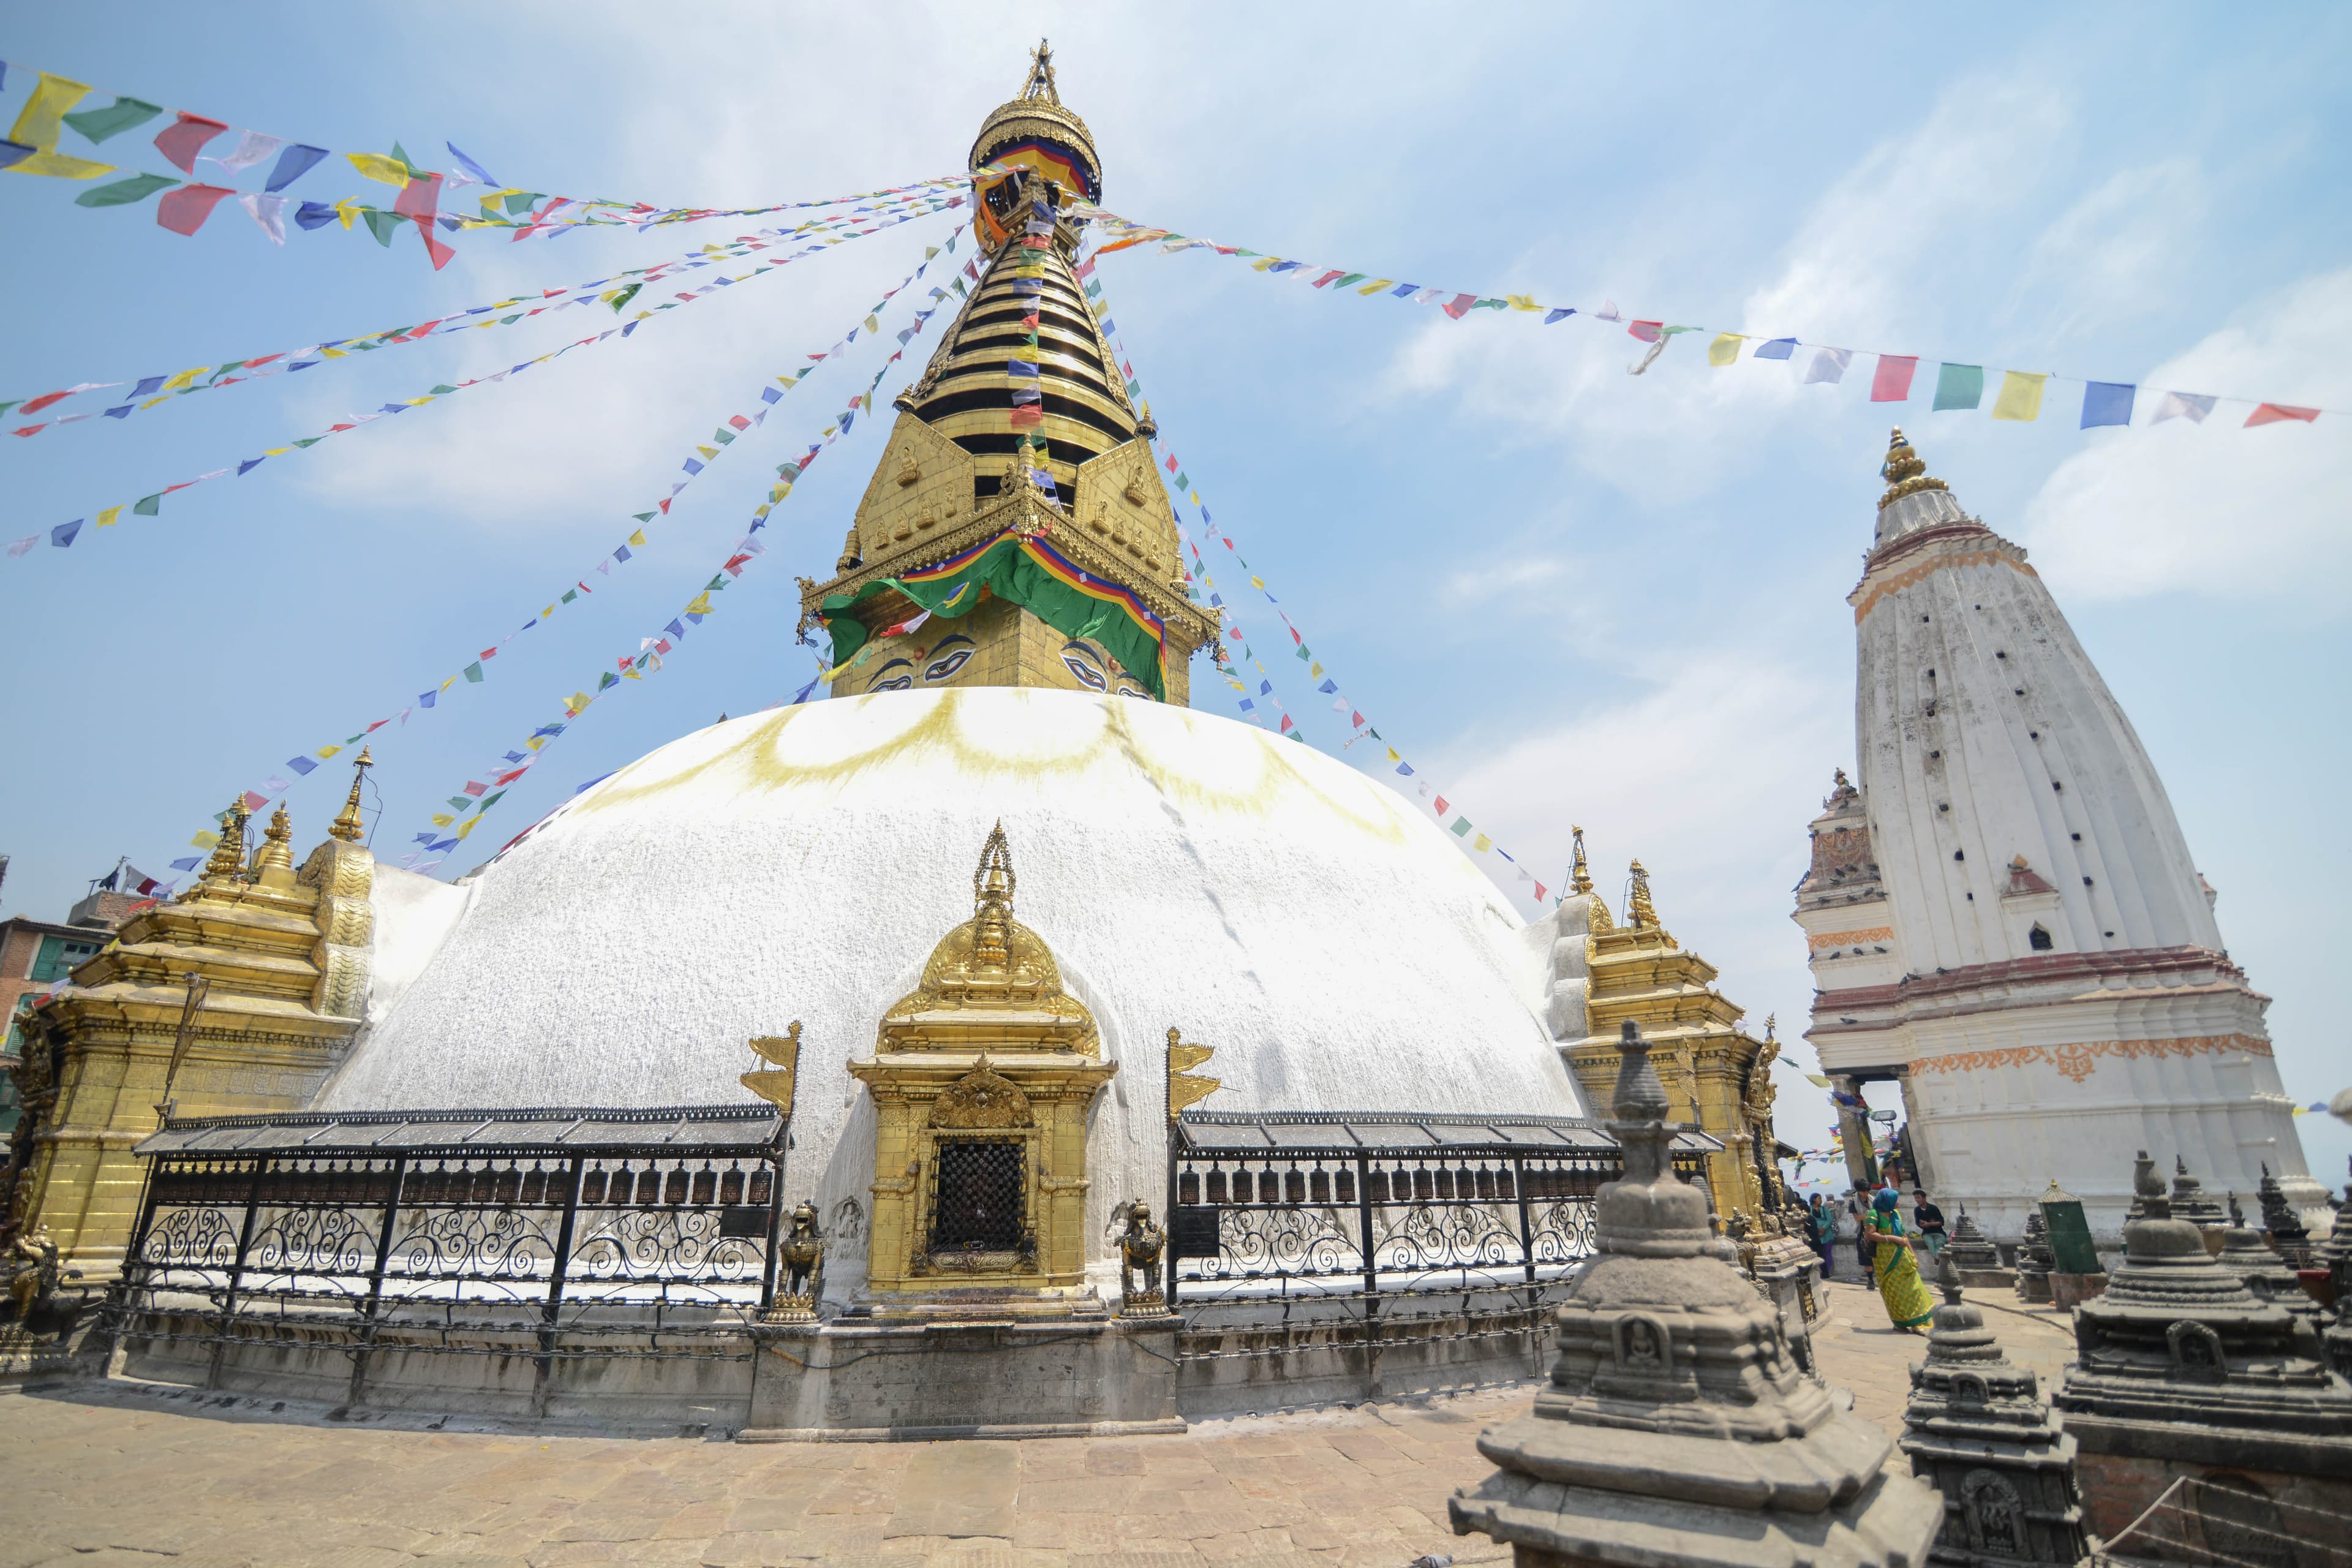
<box><xmin>327</xmin><ymin>747</ymin><xmax>373</xmax><ymax>843</ymax></box>
<box><xmin>1878</xmin><ymin>427</ymin><xmax>1949</xmax><ymax>509</ymax></box>
<box><xmin>202</xmin><ymin>799</ymin><xmax>251</xmax><ymax>882</ymax></box>
<box><xmin>1626</xmin><ymin>858</ymin><xmax>1660</xmax><ymax>930</ymax></box>
<box><xmin>1569</xmin><ymin>826</ymin><xmax>1594</xmax><ymax>895</ymax></box>
<box><xmin>1021</xmin><ymin>38</ymin><xmax>1061</xmax><ymax>104</ymax></box>
<box><xmin>972</xmin><ymin>820</ymin><xmax>1017</xmax><ymax>969</ymax></box>
<box><xmin>252</xmin><ymin>804</ymin><xmax>295</xmax><ymax>885</ymax></box>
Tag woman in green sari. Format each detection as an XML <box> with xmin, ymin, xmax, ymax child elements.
<box><xmin>1866</xmin><ymin>1188</ymin><xmax>1934</xmax><ymax>1331</ymax></box>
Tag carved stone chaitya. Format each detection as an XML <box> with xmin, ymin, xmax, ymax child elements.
<box><xmin>2013</xmin><ymin>1208</ymin><xmax>2055</xmax><ymax>1305</ymax></box>
<box><xmin>2258</xmin><ymin>1163</ymin><xmax>2314</xmax><ymax>1268</ymax></box>
<box><xmin>2215</xmin><ymin>1218</ymin><xmax>2321</xmax><ymax>1324</ymax></box>
<box><xmin>2051</xmin><ymin>1152</ymin><xmax>2352</xmax><ymax>1546</ymax></box>
<box><xmin>846</xmin><ymin>823</ymin><xmax>1116</xmax><ymax>1315</ymax></box>
<box><xmin>1943</xmin><ymin>1208</ymin><xmax>2011</xmax><ymax>1289</ymax></box>
<box><xmin>2168</xmin><ymin>1155</ymin><xmax>2228</xmax><ymax>1230</ymax></box>
<box><xmin>1450</xmin><ymin>1022</ymin><xmax>1942</xmax><ymax>1568</ymax></box>
<box><xmin>1901</xmin><ymin>1252</ymin><xmax>2090</xmax><ymax>1568</ymax></box>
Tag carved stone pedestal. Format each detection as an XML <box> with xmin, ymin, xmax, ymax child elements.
<box><xmin>1450</xmin><ymin>1025</ymin><xmax>1942</xmax><ymax>1568</ymax></box>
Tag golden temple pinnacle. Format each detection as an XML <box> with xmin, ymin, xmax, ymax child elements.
<box><xmin>1569</xmin><ymin>825</ymin><xmax>1594</xmax><ymax>895</ymax></box>
<box><xmin>1626</xmin><ymin>858</ymin><xmax>1660</xmax><ymax>929</ymax></box>
<box><xmin>1878</xmin><ymin>426</ymin><xmax>1949</xmax><ymax>509</ymax></box>
<box><xmin>201</xmin><ymin>799</ymin><xmax>251</xmax><ymax>883</ymax></box>
<box><xmin>328</xmin><ymin>746</ymin><xmax>373</xmax><ymax>842</ymax></box>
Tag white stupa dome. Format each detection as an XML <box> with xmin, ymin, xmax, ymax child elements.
<box><xmin>323</xmin><ymin>685</ymin><xmax>1585</xmax><ymax>1287</ymax></box>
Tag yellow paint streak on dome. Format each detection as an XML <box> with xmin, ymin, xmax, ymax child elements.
<box><xmin>573</xmin><ymin>690</ymin><xmax>1414</xmax><ymax>850</ymax></box>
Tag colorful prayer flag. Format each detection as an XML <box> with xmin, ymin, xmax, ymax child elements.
<box><xmin>1707</xmin><ymin>334</ymin><xmax>1744</xmax><ymax>367</ymax></box>
<box><xmin>1932</xmin><ymin>363</ymin><xmax>1984</xmax><ymax>412</ymax></box>
<box><xmin>2079</xmin><ymin>382</ymin><xmax>2134</xmax><ymax>429</ymax></box>
<box><xmin>2245</xmin><ymin>402</ymin><xmax>2319</xmax><ymax>427</ymax></box>
<box><xmin>1754</xmin><ymin>338</ymin><xmax>1797</xmax><ymax>361</ymax></box>
<box><xmin>1803</xmin><ymin>347</ymin><xmax>1852</xmax><ymax>385</ymax></box>
<box><xmin>1991</xmin><ymin>371</ymin><xmax>2047</xmax><ymax>422</ymax></box>
<box><xmin>2152</xmin><ymin>392</ymin><xmax>2215</xmax><ymax>424</ymax></box>
<box><xmin>1870</xmin><ymin>355</ymin><xmax>1918</xmax><ymax>402</ymax></box>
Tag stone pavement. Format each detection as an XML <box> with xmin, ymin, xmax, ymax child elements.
<box><xmin>0</xmin><ymin>1277</ymin><xmax>2079</xmax><ymax>1568</ymax></box>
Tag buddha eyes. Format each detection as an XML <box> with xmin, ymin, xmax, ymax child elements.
<box><xmin>924</xmin><ymin>647</ymin><xmax>973</xmax><ymax>682</ymax></box>
<box><xmin>1061</xmin><ymin>654</ymin><xmax>1108</xmax><ymax>691</ymax></box>
<box><xmin>869</xmin><ymin>674</ymin><xmax>914</xmax><ymax>693</ymax></box>
<box><xmin>1115</xmin><ymin>685</ymin><xmax>1148</xmax><ymax>699</ymax></box>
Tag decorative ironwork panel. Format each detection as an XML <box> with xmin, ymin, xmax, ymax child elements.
<box><xmin>114</xmin><ymin>1109</ymin><xmax>788</xmax><ymax>1360</ymax></box>
<box><xmin>931</xmin><ymin>1140</ymin><xmax>1025</xmax><ymax>1252</ymax></box>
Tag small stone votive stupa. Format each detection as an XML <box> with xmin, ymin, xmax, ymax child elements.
<box><xmin>2051</xmin><ymin>1151</ymin><xmax>2352</xmax><ymax>1546</ymax></box>
<box><xmin>2013</xmin><ymin>1208</ymin><xmax>2055</xmax><ymax>1305</ymax></box>
<box><xmin>2168</xmin><ymin>1154</ymin><xmax>2228</xmax><ymax>1232</ymax></box>
<box><xmin>1900</xmin><ymin>1251</ymin><xmax>2089</xmax><ymax>1568</ymax></box>
<box><xmin>2215</xmin><ymin>1190</ymin><xmax>2321</xmax><ymax>1324</ymax></box>
<box><xmin>1942</xmin><ymin>1208</ymin><xmax>2010</xmax><ymax>1287</ymax></box>
<box><xmin>1450</xmin><ymin>1021</ymin><xmax>1943</xmax><ymax>1568</ymax></box>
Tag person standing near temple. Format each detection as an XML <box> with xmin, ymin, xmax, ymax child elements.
<box><xmin>1864</xmin><ymin>1188</ymin><xmax>1936</xmax><ymax>1332</ymax></box>
<box><xmin>1839</xmin><ymin>1189</ymin><xmax>1868</xmax><ymax>1285</ymax></box>
<box><xmin>1809</xmin><ymin>1192</ymin><xmax>1834</xmax><ymax>1276</ymax></box>
<box><xmin>1911</xmin><ymin>1187</ymin><xmax>1947</xmax><ymax>1257</ymax></box>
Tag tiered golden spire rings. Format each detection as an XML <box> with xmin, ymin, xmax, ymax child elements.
<box><xmin>327</xmin><ymin>746</ymin><xmax>373</xmax><ymax>842</ymax></box>
<box><xmin>1022</xmin><ymin>38</ymin><xmax>1061</xmax><ymax>103</ymax></box>
<box><xmin>972</xmin><ymin>820</ymin><xmax>1017</xmax><ymax>969</ymax></box>
<box><xmin>1878</xmin><ymin>426</ymin><xmax>1949</xmax><ymax>508</ymax></box>
<box><xmin>1569</xmin><ymin>826</ymin><xmax>1594</xmax><ymax>895</ymax></box>
<box><xmin>1626</xmin><ymin>859</ymin><xmax>1660</xmax><ymax>929</ymax></box>
<box><xmin>202</xmin><ymin>799</ymin><xmax>251</xmax><ymax>882</ymax></box>
<box><xmin>254</xmin><ymin>804</ymin><xmax>295</xmax><ymax>876</ymax></box>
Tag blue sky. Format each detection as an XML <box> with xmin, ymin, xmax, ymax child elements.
<box><xmin>4</xmin><ymin>3</ymin><xmax>2346</xmax><ymax>1188</ymax></box>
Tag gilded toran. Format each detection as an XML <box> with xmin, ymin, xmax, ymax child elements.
<box><xmin>794</xmin><ymin>47</ymin><xmax>1218</xmax><ymax>706</ymax></box>
<box><xmin>1558</xmin><ymin>852</ymin><xmax>1779</xmax><ymax>1223</ymax></box>
<box><xmin>0</xmin><ymin>754</ymin><xmax>379</xmax><ymax>1280</ymax></box>
<box><xmin>845</xmin><ymin>823</ymin><xmax>1116</xmax><ymax>1313</ymax></box>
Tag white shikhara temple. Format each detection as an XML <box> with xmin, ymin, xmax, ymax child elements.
<box><xmin>1793</xmin><ymin>431</ymin><xmax>2325</xmax><ymax>1244</ymax></box>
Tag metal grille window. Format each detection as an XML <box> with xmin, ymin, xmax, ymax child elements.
<box><xmin>931</xmin><ymin>1140</ymin><xmax>1023</xmax><ymax>1251</ymax></box>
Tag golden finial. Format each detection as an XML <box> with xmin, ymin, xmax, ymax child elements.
<box><xmin>252</xmin><ymin>804</ymin><xmax>295</xmax><ymax>884</ymax></box>
<box><xmin>1626</xmin><ymin>858</ymin><xmax>1660</xmax><ymax>930</ymax></box>
<box><xmin>1569</xmin><ymin>826</ymin><xmax>1594</xmax><ymax>895</ymax></box>
<box><xmin>202</xmin><ymin>799</ymin><xmax>251</xmax><ymax>882</ymax></box>
<box><xmin>327</xmin><ymin>747</ymin><xmax>372</xmax><ymax>843</ymax></box>
<box><xmin>1765</xmin><ymin>1013</ymin><xmax>1777</xmax><ymax>1042</ymax></box>
<box><xmin>1878</xmin><ymin>427</ymin><xmax>1949</xmax><ymax>509</ymax></box>
<box><xmin>972</xmin><ymin>821</ymin><xmax>1016</xmax><ymax>968</ymax></box>
<box><xmin>1022</xmin><ymin>38</ymin><xmax>1061</xmax><ymax>104</ymax></box>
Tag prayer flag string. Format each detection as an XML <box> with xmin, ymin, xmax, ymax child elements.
<box><xmin>3</xmin><ymin>188</ymin><xmax>962</xmax><ymax>432</ymax></box>
<box><xmin>166</xmin><ymin>223</ymin><xmax>960</xmax><ymax>876</ymax></box>
<box><xmin>402</xmin><ymin>343</ymin><xmax>924</xmax><ymax>871</ymax></box>
<box><xmin>1079</xmin><ymin>208</ymin><xmax>2340</xmax><ymax>431</ymax></box>
<box><xmin>1081</xmin><ymin>239</ymin><xmax>1555</xmax><ymax>910</ymax></box>
<box><xmin>1</xmin><ymin>59</ymin><xmax>967</xmax><ymax>251</ymax></box>
<box><xmin>6</xmin><ymin>198</ymin><xmax>960</xmax><ymax>562</ymax></box>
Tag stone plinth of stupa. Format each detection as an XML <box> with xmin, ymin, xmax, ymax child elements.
<box><xmin>2217</xmin><ymin>1222</ymin><xmax>2323</xmax><ymax>1325</ymax></box>
<box><xmin>1450</xmin><ymin>1022</ymin><xmax>1943</xmax><ymax>1568</ymax></box>
<box><xmin>1901</xmin><ymin>1252</ymin><xmax>2089</xmax><ymax>1568</ymax></box>
<box><xmin>1943</xmin><ymin>1208</ymin><xmax>2011</xmax><ymax>1291</ymax></box>
<box><xmin>2051</xmin><ymin>1152</ymin><xmax>2352</xmax><ymax>1551</ymax></box>
<box><xmin>1733</xmin><ymin>1208</ymin><xmax>1828</xmax><ymax>1378</ymax></box>
<box><xmin>2013</xmin><ymin>1209</ymin><xmax>2055</xmax><ymax>1305</ymax></box>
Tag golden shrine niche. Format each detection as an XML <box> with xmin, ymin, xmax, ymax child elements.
<box><xmin>847</xmin><ymin>823</ymin><xmax>1115</xmax><ymax>1316</ymax></box>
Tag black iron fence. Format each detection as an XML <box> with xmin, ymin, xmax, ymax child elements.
<box><xmin>113</xmin><ymin>1106</ymin><xmax>786</xmax><ymax>1378</ymax></box>
<box><xmin>1166</xmin><ymin>1111</ymin><xmax>1719</xmax><ymax>1303</ymax></box>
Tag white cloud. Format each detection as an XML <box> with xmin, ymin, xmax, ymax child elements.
<box><xmin>2019</xmin><ymin>266</ymin><xmax>2352</xmax><ymax>604</ymax></box>
<box><xmin>1410</xmin><ymin>639</ymin><xmax>1847</xmax><ymax>1067</ymax></box>
<box><xmin>2008</xmin><ymin>159</ymin><xmax>2206</xmax><ymax>335</ymax></box>
<box><xmin>1370</xmin><ymin>74</ymin><xmax>2075</xmax><ymax>503</ymax></box>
